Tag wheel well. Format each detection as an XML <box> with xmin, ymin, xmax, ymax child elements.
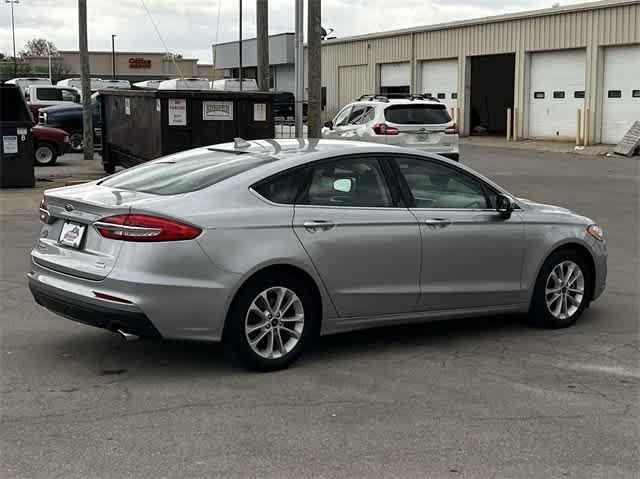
<box><xmin>547</xmin><ymin>243</ymin><xmax>596</xmax><ymax>302</ymax></box>
<box><xmin>222</xmin><ymin>264</ymin><xmax>323</xmax><ymax>340</ymax></box>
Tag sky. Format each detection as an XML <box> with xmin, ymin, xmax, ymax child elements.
<box><xmin>1</xmin><ymin>0</ymin><xmax>586</xmax><ymax>63</ymax></box>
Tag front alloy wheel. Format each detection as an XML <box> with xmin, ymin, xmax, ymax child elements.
<box><xmin>544</xmin><ymin>260</ymin><xmax>585</xmax><ymax>320</ymax></box>
<box><xmin>531</xmin><ymin>250</ymin><xmax>592</xmax><ymax>328</ymax></box>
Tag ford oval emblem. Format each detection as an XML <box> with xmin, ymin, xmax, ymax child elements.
<box><xmin>64</xmin><ymin>204</ymin><xmax>74</xmax><ymax>212</ymax></box>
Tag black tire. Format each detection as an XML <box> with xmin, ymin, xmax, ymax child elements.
<box><xmin>224</xmin><ymin>272</ymin><xmax>319</xmax><ymax>371</ymax></box>
<box><xmin>33</xmin><ymin>142</ymin><xmax>58</xmax><ymax>166</ymax></box>
<box><xmin>68</xmin><ymin>131</ymin><xmax>84</xmax><ymax>153</ymax></box>
<box><xmin>529</xmin><ymin>249</ymin><xmax>592</xmax><ymax>328</ymax></box>
<box><xmin>103</xmin><ymin>163</ymin><xmax>116</xmax><ymax>174</ymax></box>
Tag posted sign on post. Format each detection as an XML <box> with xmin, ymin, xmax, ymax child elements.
<box><xmin>168</xmin><ymin>99</ymin><xmax>187</xmax><ymax>126</ymax></box>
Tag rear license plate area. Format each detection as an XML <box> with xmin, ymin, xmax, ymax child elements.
<box><xmin>59</xmin><ymin>221</ymin><xmax>86</xmax><ymax>249</ymax></box>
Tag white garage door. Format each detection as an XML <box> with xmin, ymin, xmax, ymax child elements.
<box><xmin>421</xmin><ymin>59</ymin><xmax>458</xmax><ymax>110</ymax></box>
<box><xmin>529</xmin><ymin>50</ymin><xmax>585</xmax><ymax>139</ymax></box>
<box><xmin>601</xmin><ymin>45</ymin><xmax>640</xmax><ymax>144</ymax></box>
<box><xmin>379</xmin><ymin>62</ymin><xmax>410</xmax><ymax>95</ymax></box>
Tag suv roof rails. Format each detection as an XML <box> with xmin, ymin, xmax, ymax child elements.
<box><xmin>355</xmin><ymin>94</ymin><xmax>389</xmax><ymax>102</ymax></box>
<box><xmin>384</xmin><ymin>93</ymin><xmax>441</xmax><ymax>102</ymax></box>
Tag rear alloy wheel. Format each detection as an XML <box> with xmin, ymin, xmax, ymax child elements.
<box><xmin>245</xmin><ymin>287</ymin><xmax>305</xmax><ymax>360</ymax></box>
<box><xmin>530</xmin><ymin>251</ymin><xmax>592</xmax><ymax>328</ymax></box>
<box><xmin>34</xmin><ymin>143</ymin><xmax>57</xmax><ymax>166</ymax></box>
<box><xmin>68</xmin><ymin>131</ymin><xmax>83</xmax><ymax>152</ymax></box>
<box><xmin>226</xmin><ymin>273</ymin><xmax>317</xmax><ymax>371</ymax></box>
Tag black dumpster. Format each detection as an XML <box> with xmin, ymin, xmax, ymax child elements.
<box><xmin>100</xmin><ymin>89</ymin><xmax>275</xmax><ymax>173</ymax></box>
<box><xmin>0</xmin><ymin>84</ymin><xmax>35</xmax><ymax>188</ymax></box>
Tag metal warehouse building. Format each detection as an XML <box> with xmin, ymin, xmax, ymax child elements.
<box><xmin>315</xmin><ymin>0</ymin><xmax>640</xmax><ymax>144</ymax></box>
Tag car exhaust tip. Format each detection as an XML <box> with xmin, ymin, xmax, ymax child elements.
<box><xmin>116</xmin><ymin>329</ymin><xmax>139</xmax><ymax>342</ymax></box>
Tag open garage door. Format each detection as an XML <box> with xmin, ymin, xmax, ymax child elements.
<box><xmin>601</xmin><ymin>45</ymin><xmax>640</xmax><ymax>144</ymax></box>
<box><xmin>421</xmin><ymin>59</ymin><xmax>458</xmax><ymax>111</ymax></box>
<box><xmin>338</xmin><ymin>64</ymin><xmax>368</xmax><ymax>108</ymax></box>
<box><xmin>379</xmin><ymin>62</ymin><xmax>410</xmax><ymax>96</ymax></box>
<box><xmin>528</xmin><ymin>50</ymin><xmax>585</xmax><ymax>140</ymax></box>
<box><xmin>470</xmin><ymin>54</ymin><xmax>515</xmax><ymax>135</ymax></box>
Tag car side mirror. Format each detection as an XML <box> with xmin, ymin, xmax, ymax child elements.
<box><xmin>323</xmin><ymin>120</ymin><xmax>333</xmax><ymax>130</ymax></box>
<box><xmin>333</xmin><ymin>178</ymin><xmax>354</xmax><ymax>193</ymax></box>
<box><xmin>496</xmin><ymin>194</ymin><xmax>515</xmax><ymax>218</ymax></box>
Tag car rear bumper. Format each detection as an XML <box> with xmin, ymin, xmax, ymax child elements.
<box><xmin>29</xmin><ymin>275</ymin><xmax>161</xmax><ymax>338</ymax></box>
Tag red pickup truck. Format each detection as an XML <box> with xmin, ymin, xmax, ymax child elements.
<box><xmin>32</xmin><ymin>125</ymin><xmax>71</xmax><ymax>166</ymax></box>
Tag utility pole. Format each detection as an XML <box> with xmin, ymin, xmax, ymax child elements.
<box><xmin>256</xmin><ymin>0</ymin><xmax>269</xmax><ymax>91</ymax></box>
<box><xmin>307</xmin><ymin>0</ymin><xmax>322</xmax><ymax>138</ymax></box>
<box><xmin>294</xmin><ymin>0</ymin><xmax>304</xmax><ymax>138</ymax></box>
<box><xmin>111</xmin><ymin>34</ymin><xmax>117</xmax><ymax>79</ymax></box>
<box><xmin>78</xmin><ymin>0</ymin><xmax>93</xmax><ymax>161</ymax></box>
<box><xmin>238</xmin><ymin>0</ymin><xmax>243</xmax><ymax>91</ymax></box>
<box><xmin>47</xmin><ymin>42</ymin><xmax>52</xmax><ymax>82</ymax></box>
<box><xmin>6</xmin><ymin>0</ymin><xmax>19</xmax><ymax>76</ymax></box>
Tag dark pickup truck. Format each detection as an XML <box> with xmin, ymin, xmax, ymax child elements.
<box><xmin>38</xmin><ymin>94</ymin><xmax>101</xmax><ymax>152</ymax></box>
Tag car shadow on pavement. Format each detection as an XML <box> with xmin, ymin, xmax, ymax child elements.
<box><xmin>45</xmin><ymin>314</ymin><xmax>529</xmax><ymax>375</ymax></box>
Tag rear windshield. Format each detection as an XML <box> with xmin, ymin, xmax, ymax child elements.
<box><xmin>100</xmin><ymin>149</ymin><xmax>275</xmax><ymax>195</ymax></box>
<box><xmin>384</xmin><ymin>105</ymin><xmax>452</xmax><ymax>125</ymax></box>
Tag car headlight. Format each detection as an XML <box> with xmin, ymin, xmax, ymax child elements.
<box><xmin>587</xmin><ymin>224</ymin><xmax>604</xmax><ymax>241</ymax></box>
<box><xmin>63</xmin><ymin>135</ymin><xmax>70</xmax><ymax>143</ymax></box>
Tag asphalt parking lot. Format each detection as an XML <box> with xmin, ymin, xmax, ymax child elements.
<box><xmin>1</xmin><ymin>145</ymin><xmax>638</xmax><ymax>478</ymax></box>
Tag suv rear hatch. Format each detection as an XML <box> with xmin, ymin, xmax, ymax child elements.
<box><xmin>34</xmin><ymin>183</ymin><xmax>160</xmax><ymax>280</ymax></box>
<box><xmin>382</xmin><ymin>103</ymin><xmax>456</xmax><ymax>148</ymax></box>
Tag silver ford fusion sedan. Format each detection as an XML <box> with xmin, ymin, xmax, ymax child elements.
<box><xmin>29</xmin><ymin>139</ymin><xmax>607</xmax><ymax>371</ymax></box>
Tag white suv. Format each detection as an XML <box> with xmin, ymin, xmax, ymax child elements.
<box><xmin>322</xmin><ymin>94</ymin><xmax>459</xmax><ymax>161</ymax></box>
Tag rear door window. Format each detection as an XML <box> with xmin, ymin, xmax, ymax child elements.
<box><xmin>100</xmin><ymin>149</ymin><xmax>276</xmax><ymax>195</ymax></box>
<box><xmin>36</xmin><ymin>88</ymin><xmax>62</xmax><ymax>101</ymax></box>
<box><xmin>384</xmin><ymin>104</ymin><xmax>452</xmax><ymax>125</ymax></box>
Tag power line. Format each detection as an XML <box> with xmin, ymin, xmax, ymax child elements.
<box><xmin>138</xmin><ymin>0</ymin><xmax>184</xmax><ymax>78</ymax></box>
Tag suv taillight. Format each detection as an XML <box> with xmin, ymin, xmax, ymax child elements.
<box><xmin>372</xmin><ymin>123</ymin><xmax>400</xmax><ymax>135</ymax></box>
<box><xmin>445</xmin><ymin>123</ymin><xmax>459</xmax><ymax>135</ymax></box>
<box><xmin>39</xmin><ymin>197</ymin><xmax>51</xmax><ymax>224</ymax></box>
<box><xmin>94</xmin><ymin>214</ymin><xmax>201</xmax><ymax>242</ymax></box>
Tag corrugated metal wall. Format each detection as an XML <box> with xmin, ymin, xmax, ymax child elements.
<box><xmin>319</xmin><ymin>1</ymin><xmax>640</xmax><ymax>143</ymax></box>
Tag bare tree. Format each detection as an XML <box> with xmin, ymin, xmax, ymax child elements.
<box><xmin>22</xmin><ymin>38</ymin><xmax>58</xmax><ymax>57</ymax></box>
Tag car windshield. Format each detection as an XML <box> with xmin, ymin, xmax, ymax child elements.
<box><xmin>100</xmin><ymin>149</ymin><xmax>276</xmax><ymax>195</ymax></box>
<box><xmin>384</xmin><ymin>104</ymin><xmax>452</xmax><ymax>124</ymax></box>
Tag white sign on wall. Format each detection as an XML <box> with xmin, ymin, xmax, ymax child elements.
<box><xmin>125</xmin><ymin>98</ymin><xmax>131</xmax><ymax>116</ymax></box>
<box><xmin>202</xmin><ymin>101</ymin><xmax>234</xmax><ymax>121</ymax></box>
<box><xmin>253</xmin><ymin>103</ymin><xmax>266</xmax><ymax>122</ymax></box>
<box><xmin>168</xmin><ymin>98</ymin><xmax>187</xmax><ymax>126</ymax></box>
<box><xmin>2</xmin><ymin>135</ymin><xmax>18</xmax><ymax>154</ymax></box>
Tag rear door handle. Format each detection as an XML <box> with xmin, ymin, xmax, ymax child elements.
<box><xmin>303</xmin><ymin>220</ymin><xmax>335</xmax><ymax>232</ymax></box>
<box><xmin>424</xmin><ymin>218</ymin><xmax>452</xmax><ymax>227</ymax></box>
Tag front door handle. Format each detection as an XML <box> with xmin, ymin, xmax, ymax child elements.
<box><xmin>424</xmin><ymin>218</ymin><xmax>452</xmax><ymax>227</ymax></box>
<box><xmin>303</xmin><ymin>220</ymin><xmax>335</xmax><ymax>232</ymax></box>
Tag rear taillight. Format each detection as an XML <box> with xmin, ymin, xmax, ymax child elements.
<box><xmin>94</xmin><ymin>214</ymin><xmax>202</xmax><ymax>242</ymax></box>
<box><xmin>445</xmin><ymin>123</ymin><xmax>459</xmax><ymax>135</ymax></box>
<box><xmin>372</xmin><ymin>123</ymin><xmax>400</xmax><ymax>135</ymax></box>
<box><xmin>39</xmin><ymin>197</ymin><xmax>51</xmax><ymax>224</ymax></box>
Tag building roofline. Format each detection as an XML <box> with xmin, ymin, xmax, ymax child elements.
<box><xmin>27</xmin><ymin>50</ymin><xmax>199</xmax><ymax>61</ymax></box>
<box><xmin>213</xmin><ymin>32</ymin><xmax>294</xmax><ymax>47</ymax></box>
<box><xmin>320</xmin><ymin>0</ymin><xmax>637</xmax><ymax>46</ymax></box>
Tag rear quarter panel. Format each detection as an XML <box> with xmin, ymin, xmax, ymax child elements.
<box><xmin>180</xmin><ymin>186</ymin><xmax>339</xmax><ymax>323</ymax></box>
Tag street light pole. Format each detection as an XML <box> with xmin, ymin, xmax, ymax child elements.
<box><xmin>6</xmin><ymin>0</ymin><xmax>19</xmax><ymax>76</ymax></box>
<box><xmin>111</xmin><ymin>34</ymin><xmax>117</xmax><ymax>80</ymax></box>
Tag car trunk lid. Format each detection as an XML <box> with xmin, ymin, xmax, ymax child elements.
<box><xmin>33</xmin><ymin>183</ymin><xmax>160</xmax><ymax>280</ymax></box>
